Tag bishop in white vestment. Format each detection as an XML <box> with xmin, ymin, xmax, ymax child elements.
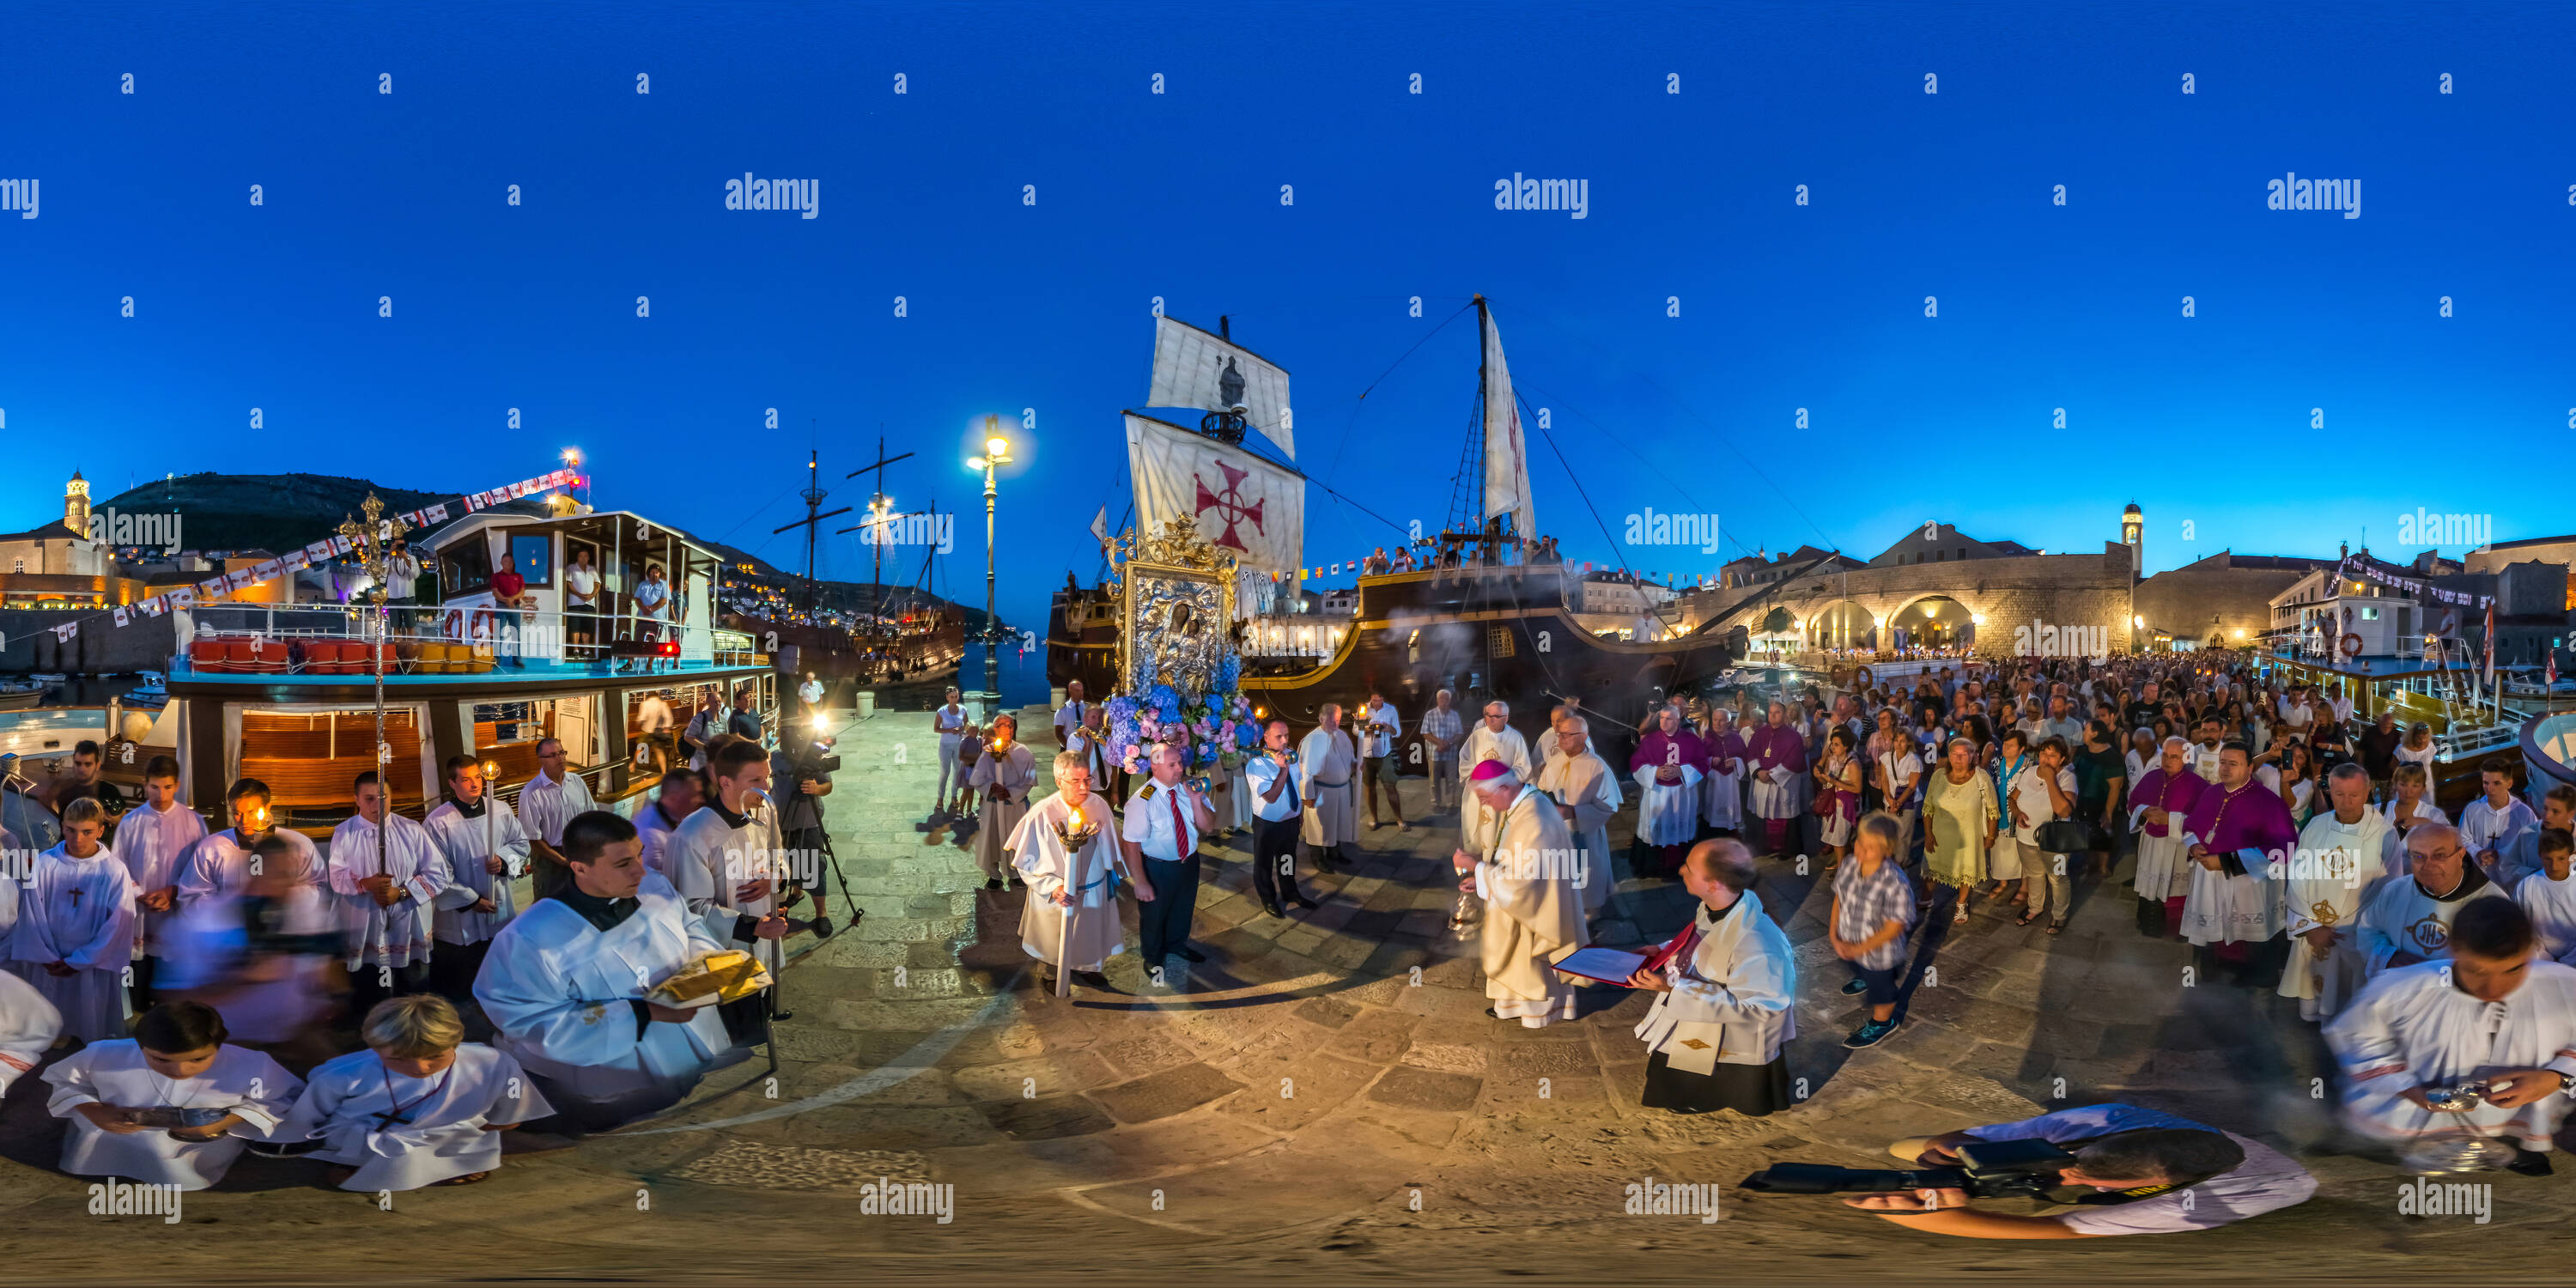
<box><xmin>46</xmin><ymin>1038</ymin><xmax>301</xmax><ymax>1189</ymax></box>
<box><xmin>1457</xmin><ymin>762</ymin><xmax>1589</xmax><ymax>1027</ymax></box>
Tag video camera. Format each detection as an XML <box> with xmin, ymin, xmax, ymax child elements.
<box><xmin>1739</xmin><ymin>1138</ymin><xmax>2079</xmax><ymax>1201</ymax></box>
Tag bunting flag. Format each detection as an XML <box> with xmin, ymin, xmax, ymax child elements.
<box><xmin>2336</xmin><ymin>555</ymin><xmax>2491</xmax><ymax>611</ymax></box>
<box><xmin>35</xmin><ymin>465</ymin><xmax>580</xmax><ymax>644</ymax></box>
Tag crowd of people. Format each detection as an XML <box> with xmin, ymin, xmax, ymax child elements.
<box><xmin>0</xmin><ymin>686</ymin><xmax>843</xmax><ymax>1194</ymax></box>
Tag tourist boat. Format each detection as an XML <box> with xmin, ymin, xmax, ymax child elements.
<box><xmin>1048</xmin><ymin>297</ymin><xmax>1736</xmax><ymax>761</ymax></box>
<box><xmin>161</xmin><ymin>503</ymin><xmax>776</xmax><ymax>835</ymax></box>
<box><xmin>2258</xmin><ymin>642</ymin><xmax>2525</xmax><ymax>810</ymax></box>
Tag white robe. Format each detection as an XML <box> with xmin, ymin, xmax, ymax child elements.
<box><xmin>1633</xmin><ymin>762</ymin><xmax>1705</xmax><ymax>848</ymax></box>
<box><xmin>422</xmin><ymin>799</ymin><xmax>532</xmax><ymax>945</ymax></box>
<box><xmin>2461</xmin><ymin>798</ymin><xmax>2542</xmax><ymax>890</ymax></box>
<box><xmin>1700</xmin><ymin>737</ymin><xmax>1742</xmax><ymax>830</ymax></box>
<box><xmin>473</xmin><ymin>869</ymin><xmax>738</xmax><ymax>1125</ymax></box>
<box><xmin>326</xmin><ymin>813</ymin><xmax>453</xmax><ymax>971</ymax></box>
<box><xmin>2354</xmin><ymin>871</ymin><xmax>2512</xmax><ymax>975</ymax></box>
<box><xmin>1457</xmin><ymin>724</ymin><xmax>1533</xmax><ymax>853</ymax></box>
<box><xmin>1297</xmin><ymin>727</ymin><xmax>1359</xmax><ymax>848</ymax></box>
<box><xmin>2280</xmin><ymin>809</ymin><xmax>2396</xmax><ymax>1017</ymax></box>
<box><xmin>175</xmin><ymin>827</ymin><xmax>322</xmax><ymax>909</ymax></box>
<box><xmin>1473</xmin><ymin>786</ymin><xmax>1589</xmax><ymax>1026</ymax></box>
<box><xmin>516</xmin><ymin>769</ymin><xmax>599</xmax><ymax>848</ymax></box>
<box><xmin>278</xmin><ymin>1044</ymin><xmax>552</xmax><ymax>1191</ymax></box>
<box><xmin>44</xmin><ymin>1039</ymin><xmax>301</xmax><ymax>1189</ymax></box>
<box><xmin>1008</xmin><ymin>792</ymin><xmax>1133</xmax><ymax>972</ymax></box>
<box><xmin>0</xmin><ymin>969</ymin><xmax>63</xmax><ymax>1096</ymax></box>
<box><xmin>112</xmin><ymin>803</ymin><xmax>207</xmax><ymax>962</ymax></box>
<box><xmin>969</xmin><ymin>744</ymin><xmax>1036</xmax><ymax>881</ymax></box>
<box><xmin>669</xmin><ymin>802</ymin><xmax>787</xmax><ymax>975</ymax></box>
<box><xmin>2327</xmin><ymin>960</ymin><xmax>2576</xmax><ymax>1149</ymax></box>
<box><xmin>1634</xmin><ymin>892</ymin><xmax>1796</xmax><ymax>1072</ymax></box>
<box><xmin>9</xmin><ymin>845</ymin><xmax>137</xmax><ymax>1043</ymax></box>
<box><xmin>2518</xmin><ymin>868</ymin><xmax>2576</xmax><ymax>966</ymax></box>
<box><xmin>1537</xmin><ymin>751</ymin><xmax>1619</xmax><ymax>914</ymax></box>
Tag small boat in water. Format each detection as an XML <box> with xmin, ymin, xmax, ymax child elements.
<box><xmin>124</xmin><ymin>671</ymin><xmax>169</xmax><ymax>708</ymax></box>
<box><xmin>0</xmin><ymin>681</ymin><xmax>45</xmax><ymax>712</ymax></box>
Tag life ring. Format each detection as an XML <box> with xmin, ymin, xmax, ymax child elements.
<box><xmin>2341</xmin><ymin>632</ymin><xmax>2364</xmax><ymax>658</ymax></box>
<box><xmin>444</xmin><ymin>606</ymin><xmax>494</xmax><ymax>642</ymax></box>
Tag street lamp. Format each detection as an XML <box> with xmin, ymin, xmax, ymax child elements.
<box><xmin>969</xmin><ymin>415</ymin><xmax>1013</xmax><ymax>719</ymax></box>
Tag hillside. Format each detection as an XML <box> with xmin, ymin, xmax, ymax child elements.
<box><xmin>94</xmin><ymin>471</ymin><xmax>546</xmax><ymax>554</ymax></box>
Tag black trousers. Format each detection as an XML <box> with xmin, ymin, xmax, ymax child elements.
<box><xmin>1138</xmin><ymin>853</ymin><xmax>1201</xmax><ymax>965</ymax></box>
<box><xmin>429</xmin><ymin>939</ymin><xmax>492</xmax><ymax>1008</ymax></box>
<box><xmin>1253</xmin><ymin>816</ymin><xmax>1303</xmax><ymax>911</ymax></box>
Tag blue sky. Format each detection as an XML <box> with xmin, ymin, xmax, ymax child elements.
<box><xmin>2</xmin><ymin>1</ymin><xmax>2570</xmax><ymax>632</ymax></box>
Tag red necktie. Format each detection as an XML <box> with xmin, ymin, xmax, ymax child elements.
<box><xmin>1170</xmin><ymin>789</ymin><xmax>1189</xmax><ymax>860</ymax></box>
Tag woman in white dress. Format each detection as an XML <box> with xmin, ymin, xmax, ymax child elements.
<box><xmin>280</xmin><ymin>995</ymin><xmax>551</xmax><ymax>1190</ymax></box>
<box><xmin>45</xmin><ymin>1001</ymin><xmax>301</xmax><ymax>1190</ymax></box>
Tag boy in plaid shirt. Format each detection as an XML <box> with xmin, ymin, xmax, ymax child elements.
<box><xmin>1832</xmin><ymin>811</ymin><xmax>1917</xmax><ymax>1048</ymax></box>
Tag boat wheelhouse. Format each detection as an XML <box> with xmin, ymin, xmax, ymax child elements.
<box><xmin>163</xmin><ymin>508</ymin><xmax>775</xmax><ymax>835</ymax></box>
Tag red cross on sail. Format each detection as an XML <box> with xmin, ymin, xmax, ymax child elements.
<box><xmin>1194</xmin><ymin>459</ymin><xmax>1266</xmax><ymax>552</ymax></box>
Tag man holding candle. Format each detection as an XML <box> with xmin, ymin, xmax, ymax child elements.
<box><xmin>422</xmin><ymin>755</ymin><xmax>532</xmax><ymax>1005</ymax></box>
<box><xmin>1011</xmin><ymin>751</ymin><xmax>1145</xmax><ymax>995</ymax></box>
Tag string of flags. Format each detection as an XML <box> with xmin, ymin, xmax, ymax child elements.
<box><xmin>2334</xmin><ymin>555</ymin><xmax>2492</xmax><ymax>611</ymax></box>
<box><xmin>46</xmin><ymin>466</ymin><xmax>584</xmax><ymax>646</ymax></box>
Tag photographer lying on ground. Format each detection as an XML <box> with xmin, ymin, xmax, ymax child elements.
<box><xmin>1844</xmin><ymin>1103</ymin><xmax>2317</xmax><ymax>1237</ymax></box>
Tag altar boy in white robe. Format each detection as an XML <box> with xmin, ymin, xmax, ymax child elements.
<box><xmin>1454</xmin><ymin>760</ymin><xmax>1589</xmax><ymax>1027</ymax></box>
<box><xmin>1457</xmin><ymin>702</ymin><xmax>1533</xmax><ymax>854</ymax></box>
<box><xmin>1536</xmin><ymin>718</ymin><xmax>1619</xmax><ymax>916</ymax></box>
<box><xmin>1297</xmin><ymin>705</ymin><xmax>1361</xmax><ymax>869</ymax></box>
<box><xmin>0</xmin><ymin>970</ymin><xmax>61</xmax><ymax>1096</ymax></box>
<box><xmin>670</xmin><ymin>741</ymin><xmax>793</xmax><ymax>1018</ymax></box>
<box><xmin>476</xmin><ymin>811</ymin><xmax>769</xmax><ymax>1131</ymax></box>
<box><xmin>44</xmin><ymin>1000</ymin><xmax>300</xmax><ymax>1190</ymax></box>
<box><xmin>174</xmin><ymin>777</ymin><xmax>323</xmax><ymax>909</ymax></box>
<box><xmin>2327</xmin><ymin>898</ymin><xmax>2576</xmax><ymax>1176</ymax></box>
<box><xmin>1631</xmin><ymin>840</ymin><xmax>1795</xmax><ymax>1115</ymax></box>
<box><xmin>970</xmin><ymin>715</ymin><xmax>1037</xmax><ymax>890</ymax></box>
<box><xmin>329</xmin><ymin>772</ymin><xmax>455</xmax><ymax>1024</ymax></box>
<box><xmin>1011</xmin><ymin>752</ymin><xmax>1143</xmax><ymax>995</ymax></box>
<box><xmin>9</xmin><ymin>799</ymin><xmax>137</xmax><ymax>1043</ymax></box>
<box><xmin>2280</xmin><ymin>764</ymin><xmax>2395</xmax><ymax>1022</ymax></box>
<box><xmin>282</xmin><ymin>994</ymin><xmax>551</xmax><ymax>1190</ymax></box>
<box><xmin>112</xmin><ymin>756</ymin><xmax>205</xmax><ymax>1010</ymax></box>
<box><xmin>422</xmin><ymin>755</ymin><xmax>532</xmax><ymax>1005</ymax></box>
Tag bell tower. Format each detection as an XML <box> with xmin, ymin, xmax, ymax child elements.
<box><xmin>2120</xmin><ymin>501</ymin><xmax>2142</xmax><ymax>575</ymax></box>
<box><xmin>64</xmin><ymin>470</ymin><xmax>92</xmax><ymax>538</ymax></box>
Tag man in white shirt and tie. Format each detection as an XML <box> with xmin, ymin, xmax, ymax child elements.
<box><xmin>1121</xmin><ymin>742</ymin><xmax>1216</xmax><ymax>987</ymax></box>
<box><xmin>1054</xmin><ymin>679</ymin><xmax>1091</xmax><ymax>748</ymax></box>
<box><xmin>1244</xmin><ymin>720</ymin><xmax>1315</xmax><ymax>918</ymax></box>
<box><xmin>517</xmin><ymin>738</ymin><xmax>598</xmax><ymax>894</ymax></box>
<box><xmin>1358</xmin><ymin>690</ymin><xmax>1407</xmax><ymax>833</ymax></box>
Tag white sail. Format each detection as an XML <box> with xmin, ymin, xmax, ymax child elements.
<box><xmin>1480</xmin><ymin>307</ymin><xmax>1535</xmax><ymax>538</ymax></box>
<box><xmin>1124</xmin><ymin>412</ymin><xmax>1304</xmax><ymax>586</ymax></box>
<box><xmin>1146</xmin><ymin>316</ymin><xmax>1295</xmax><ymax>459</ymax></box>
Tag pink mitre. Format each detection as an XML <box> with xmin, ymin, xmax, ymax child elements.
<box><xmin>1469</xmin><ymin>757</ymin><xmax>1515</xmax><ymax>782</ymax></box>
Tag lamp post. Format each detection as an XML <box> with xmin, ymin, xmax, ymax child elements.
<box><xmin>968</xmin><ymin>416</ymin><xmax>1012</xmax><ymax>720</ymax></box>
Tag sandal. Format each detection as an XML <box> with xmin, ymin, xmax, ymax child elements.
<box><xmin>2015</xmin><ymin>911</ymin><xmax>2040</xmax><ymax>928</ymax></box>
<box><xmin>1951</xmin><ymin>903</ymin><xmax>1970</xmax><ymax>924</ymax></box>
<box><xmin>2045</xmin><ymin>922</ymin><xmax>2065</xmax><ymax>936</ymax></box>
<box><xmin>438</xmin><ymin>1171</ymin><xmax>492</xmax><ymax>1186</ymax></box>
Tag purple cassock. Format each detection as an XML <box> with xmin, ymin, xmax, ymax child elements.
<box><xmin>1631</xmin><ymin>728</ymin><xmax>1708</xmax><ymax>775</ymax></box>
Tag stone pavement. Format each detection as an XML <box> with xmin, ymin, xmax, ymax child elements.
<box><xmin>0</xmin><ymin>709</ymin><xmax>2567</xmax><ymax>1285</ymax></box>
